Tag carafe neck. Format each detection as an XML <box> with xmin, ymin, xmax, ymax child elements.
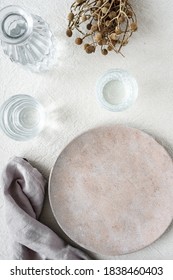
<box><xmin>0</xmin><ymin>5</ymin><xmax>33</xmax><ymax>44</ymax></box>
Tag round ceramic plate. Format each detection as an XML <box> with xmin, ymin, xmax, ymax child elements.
<box><xmin>49</xmin><ymin>125</ymin><xmax>173</xmax><ymax>256</ymax></box>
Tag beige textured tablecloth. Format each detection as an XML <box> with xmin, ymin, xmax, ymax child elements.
<box><xmin>0</xmin><ymin>0</ymin><xmax>173</xmax><ymax>259</ymax></box>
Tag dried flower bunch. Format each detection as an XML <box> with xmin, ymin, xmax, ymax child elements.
<box><xmin>66</xmin><ymin>0</ymin><xmax>137</xmax><ymax>55</ymax></box>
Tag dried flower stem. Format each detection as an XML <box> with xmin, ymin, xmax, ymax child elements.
<box><xmin>66</xmin><ymin>0</ymin><xmax>138</xmax><ymax>55</ymax></box>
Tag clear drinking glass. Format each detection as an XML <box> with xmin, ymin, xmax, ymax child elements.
<box><xmin>0</xmin><ymin>95</ymin><xmax>45</xmax><ymax>141</ymax></box>
<box><xmin>0</xmin><ymin>5</ymin><xmax>55</xmax><ymax>72</ymax></box>
<box><xmin>96</xmin><ymin>69</ymin><xmax>138</xmax><ymax>112</ymax></box>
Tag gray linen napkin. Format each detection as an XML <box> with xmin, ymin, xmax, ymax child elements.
<box><xmin>1</xmin><ymin>157</ymin><xmax>88</xmax><ymax>260</ymax></box>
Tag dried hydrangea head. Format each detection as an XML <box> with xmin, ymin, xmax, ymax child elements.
<box><xmin>66</xmin><ymin>0</ymin><xmax>138</xmax><ymax>55</ymax></box>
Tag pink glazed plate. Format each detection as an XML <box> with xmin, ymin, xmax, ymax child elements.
<box><xmin>49</xmin><ymin>125</ymin><xmax>173</xmax><ymax>256</ymax></box>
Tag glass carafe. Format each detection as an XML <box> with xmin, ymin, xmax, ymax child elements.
<box><xmin>0</xmin><ymin>5</ymin><xmax>55</xmax><ymax>72</ymax></box>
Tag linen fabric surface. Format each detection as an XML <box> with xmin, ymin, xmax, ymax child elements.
<box><xmin>1</xmin><ymin>157</ymin><xmax>88</xmax><ymax>260</ymax></box>
<box><xmin>0</xmin><ymin>0</ymin><xmax>173</xmax><ymax>260</ymax></box>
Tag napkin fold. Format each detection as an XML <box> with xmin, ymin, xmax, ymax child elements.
<box><xmin>1</xmin><ymin>157</ymin><xmax>88</xmax><ymax>260</ymax></box>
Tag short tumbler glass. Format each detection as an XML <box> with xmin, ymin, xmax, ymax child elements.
<box><xmin>0</xmin><ymin>94</ymin><xmax>45</xmax><ymax>141</ymax></box>
<box><xmin>96</xmin><ymin>69</ymin><xmax>138</xmax><ymax>112</ymax></box>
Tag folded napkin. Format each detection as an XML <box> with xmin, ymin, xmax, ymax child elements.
<box><xmin>1</xmin><ymin>157</ymin><xmax>89</xmax><ymax>260</ymax></box>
